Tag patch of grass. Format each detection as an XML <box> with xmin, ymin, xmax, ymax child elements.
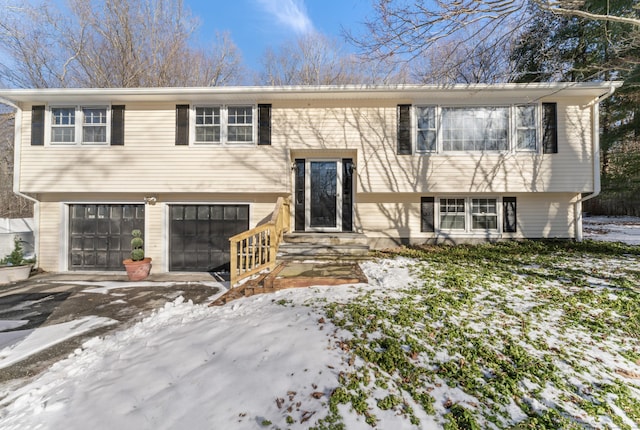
<box><xmin>316</xmin><ymin>241</ymin><xmax>640</xmax><ymax>428</ymax></box>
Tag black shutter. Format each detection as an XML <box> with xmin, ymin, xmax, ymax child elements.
<box><xmin>342</xmin><ymin>159</ymin><xmax>353</xmax><ymax>232</ymax></box>
<box><xmin>503</xmin><ymin>197</ymin><xmax>517</xmax><ymax>233</ymax></box>
<box><xmin>31</xmin><ymin>105</ymin><xmax>45</xmax><ymax>146</ymax></box>
<box><xmin>294</xmin><ymin>159</ymin><xmax>305</xmax><ymax>231</ymax></box>
<box><xmin>397</xmin><ymin>104</ymin><xmax>412</xmax><ymax>155</ymax></box>
<box><xmin>258</xmin><ymin>104</ymin><xmax>271</xmax><ymax>145</ymax></box>
<box><xmin>175</xmin><ymin>104</ymin><xmax>189</xmax><ymax>146</ymax></box>
<box><xmin>542</xmin><ymin>103</ymin><xmax>558</xmax><ymax>154</ymax></box>
<box><xmin>421</xmin><ymin>197</ymin><xmax>435</xmax><ymax>232</ymax></box>
<box><xmin>111</xmin><ymin>105</ymin><xmax>125</xmax><ymax>146</ymax></box>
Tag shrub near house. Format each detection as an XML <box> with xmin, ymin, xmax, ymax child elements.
<box><xmin>0</xmin><ymin>237</ymin><xmax>33</xmax><ymax>284</ymax></box>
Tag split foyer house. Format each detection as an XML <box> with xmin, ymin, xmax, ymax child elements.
<box><xmin>0</xmin><ymin>82</ymin><xmax>621</xmax><ymax>276</ymax></box>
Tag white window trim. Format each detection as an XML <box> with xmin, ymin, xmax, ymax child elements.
<box><xmin>192</xmin><ymin>105</ymin><xmax>222</xmax><ymax>145</ymax></box>
<box><xmin>46</xmin><ymin>105</ymin><xmax>111</xmax><ymax>146</ymax></box>
<box><xmin>514</xmin><ymin>104</ymin><xmax>539</xmax><ymax>153</ymax></box>
<box><xmin>190</xmin><ymin>104</ymin><xmax>256</xmax><ymax>146</ymax></box>
<box><xmin>434</xmin><ymin>196</ymin><xmax>505</xmax><ymax>235</ymax></box>
<box><xmin>414</xmin><ymin>103</ymin><xmax>541</xmax><ymax>155</ymax></box>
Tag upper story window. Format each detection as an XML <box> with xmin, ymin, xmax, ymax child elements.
<box><xmin>442</xmin><ymin>107</ymin><xmax>509</xmax><ymax>151</ymax></box>
<box><xmin>48</xmin><ymin>106</ymin><xmax>109</xmax><ymax>145</ymax></box>
<box><xmin>195</xmin><ymin>107</ymin><xmax>221</xmax><ymax>143</ymax></box>
<box><xmin>413</xmin><ymin>104</ymin><xmax>540</xmax><ymax>153</ymax></box>
<box><xmin>515</xmin><ymin>105</ymin><xmax>537</xmax><ymax>151</ymax></box>
<box><xmin>416</xmin><ymin>106</ymin><xmax>437</xmax><ymax>152</ymax></box>
<box><xmin>192</xmin><ymin>105</ymin><xmax>254</xmax><ymax>145</ymax></box>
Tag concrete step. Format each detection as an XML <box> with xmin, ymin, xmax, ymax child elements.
<box><xmin>283</xmin><ymin>232</ymin><xmax>369</xmax><ymax>246</ymax></box>
<box><xmin>277</xmin><ymin>243</ymin><xmax>370</xmax><ymax>261</ymax></box>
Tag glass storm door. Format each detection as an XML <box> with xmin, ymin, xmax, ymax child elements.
<box><xmin>306</xmin><ymin>160</ymin><xmax>342</xmax><ymax>231</ymax></box>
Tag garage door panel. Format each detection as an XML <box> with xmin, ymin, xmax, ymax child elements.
<box><xmin>69</xmin><ymin>204</ymin><xmax>145</xmax><ymax>271</ymax></box>
<box><xmin>169</xmin><ymin>204</ymin><xmax>249</xmax><ymax>272</ymax></box>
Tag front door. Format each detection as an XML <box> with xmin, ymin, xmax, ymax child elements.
<box><xmin>294</xmin><ymin>158</ymin><xmax>353</xmax><ymax>232</ymax></box>
<box><xmin>307</xmin><ymin>160</ymin><xmax>341</xmax><ymax>231</ymax></box>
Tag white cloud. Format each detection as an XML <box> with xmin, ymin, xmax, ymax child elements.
<box><xmin>255</xmin><ymin>0</ymin><xmax>315</xmax><ymax>34</ymax></box>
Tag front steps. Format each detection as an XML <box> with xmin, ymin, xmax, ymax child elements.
<box><xmin>277</xmin><ymin>232</ymin><xmax>370</xmax><ymax>261</ymax></box>
<box><xmin>210</xmin><ymin>261</ymin><xmax>368</xmax><ymax>305</ymax></box>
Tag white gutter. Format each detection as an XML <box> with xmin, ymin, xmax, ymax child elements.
<box><xmin>575</xmin><ymin>84</ymin><xmax>618</xmax><ymax>241</ymax></box>
<box><xmin>0</xmin><ymin>97</ymin><xmax>40</xmax><ymax>266</ymax></box>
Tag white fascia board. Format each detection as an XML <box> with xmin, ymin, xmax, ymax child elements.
<box><xmin>0</xmin><ymin>82</ymin><xmax>623</xmax><ymax>106</ymax></box>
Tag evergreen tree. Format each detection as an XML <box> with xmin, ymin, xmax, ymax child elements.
<box><xmin>511</xmin><ymin>0</ymin><xmax>640</xmax><ymax>215</ymax></box>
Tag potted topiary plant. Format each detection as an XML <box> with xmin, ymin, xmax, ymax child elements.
<box><xmin>122</xmin><ymin>229</ymin><xmax>152</xmax><ymax>281</ymax></box>
<box><xmin>0</xmin><ymin>236</ymin><xmax>35</xmax><ymax>285</ymax></box>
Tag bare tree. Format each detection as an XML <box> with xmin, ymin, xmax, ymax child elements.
<box><xmin>348</xmin><ymin>0</ymin><xmax>640</xmax><ymax>64</ymax></box>
<box><xmin>0</xmin><ymin>111</ymin><xmax>32</xmax><ymax>218</ymax></box>
<box><xmin>413</xmin><ymin>25</ymin><xmax>518</xmax><ymax>84</ymax></box>
<box><xmin>0</xmin><ymin>0</ymin><xmax>244</xmax><ymax>88</ymax></box>
<box><xmin>258</xmin><ymin>33</ymin><xmax>361</xmax><ymax>86</ymax></box>
<box><xmin>257</xmin><ymin>32</ymin><xmax>411</xmax><ymax>86</ymax></box>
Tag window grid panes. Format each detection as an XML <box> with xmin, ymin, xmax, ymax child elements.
<box><xmin>516</xmin><ymin>105</ymin><xmax>537</xmax><ymax>151</ymax></box>
<box><xmin>195</xmin><ymin>107</ymin><xmax>221</xmax><ymax>143</ymax></box>
<box><xmin>471</xmin><ymin>198</ymin><xmax>498</xmax><ymax>230</ymax></box>
<box><xmin>82</xmin><ymin>107</ymin><xmax>107</xmax><ymax>143</ymax></box>
<box><xmin>442</xmin><ymin>107</ymin><xmax>508</xmax><ymax>151</ymax></box>
<box><xmin>440</xmin><ymin>198</ymin><xmax>465</xmax><ymax>230</ymax></box>
<box><xmin>51</xmin><ymin>107</ymin><xmax>76</xmax><ymax>143</ymax></box>
<box><xmin>227</xmin><ymin>106</ymin><xmax>253</xmax><ymax>143</ymax></box>
<box><xmin>416</xmin><ymin>106</ymin><xmax>437</xmax><ymax>152</ymax></box>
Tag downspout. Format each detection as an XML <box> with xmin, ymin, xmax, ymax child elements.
<box><xmin>575</xmin><ymin>85</ymin><xmax>617</xmax><ymax>241</ymax></box>
<box><xmin>0</xmin><ymin>97</ymin><xmax>40</xmax><ymax>265</ymax></box>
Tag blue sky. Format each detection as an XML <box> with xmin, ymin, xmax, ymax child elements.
<box><xmin>185</xmin><ymin>0</ymin><xmax>371</xmax><ymax>71</ymax></box>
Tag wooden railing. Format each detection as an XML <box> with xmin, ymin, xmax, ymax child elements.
<box><xmin>229</xmin><ymin>197</ymin><xmax>291</xmax><ymax>286</ymax></box>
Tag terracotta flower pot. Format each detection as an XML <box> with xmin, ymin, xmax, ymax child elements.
<box><xmin>123</xmin><ymin>258</ymin><xmax>152</xmax><ymax>281</ymax></box>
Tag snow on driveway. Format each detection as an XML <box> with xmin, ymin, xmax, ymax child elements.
<box><xmin>0</xmin><ymin>284</ymin><xmax>399</xmax><ymax>429</ymax></box>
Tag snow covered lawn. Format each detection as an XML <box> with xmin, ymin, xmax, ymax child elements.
<box><xmin>0</xmin><ymin>233</ymin><xmax>639</xmax><ymax>428</ymax></box>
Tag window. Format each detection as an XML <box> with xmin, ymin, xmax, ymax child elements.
<box><xmin>411</xmin><ymin>103</ymin><xmax>556</xmax><ymax>153</ymax></box>
<box><xmin>228</xmin><ymin>106</ymin><xmax>253</xmax><ymax>143</ymax></box>
<box><xmin>416</xmin><ymin>106</ymin><xmax>437</xmax><ymax>152</ymax></box>
<box><xmin>424</xmin><ymin>197</ymin><xmax>513</xmax><ymax>234</ymax></box>
<box><xmin>82</xmin><ymin>107</ymin><xmax>107</xmax><ymax>143</ymax></box>
<box><xmin>471</xmin><ymin>198</ymin><xmax>498</xmax><ymax>230</ymax></box>
<box><xmin>440</xmin><ymin>198</ymin><xmax>465</xmax><ymax>230</ymax></box>
<box><xmin>516</xmin><ymin>105</ymin><xmax>537</xmax><ymax>151</ymax></box>
<box><xmin>49</xmin><ymin>106</ymin><xmax>110</xmax><ymax>145</ymax></box>
<box><xmin>442</xmin><ymin>107</ymin><xmax>508</xmax><ymax>151</ymax></box>
<box><xmin>195</xmin><ymin>107</ymin><xmax>221</xmax><ymax>143</ymax></box>
<box><xmin>51</xmin><ymin>107</ymin><xmax>76</xmax><ymax>143</ymax></box>
<box><xmin>191</xmin><ymin>105</ymin><xmax>254</xmax><ymax>145</ymax></box>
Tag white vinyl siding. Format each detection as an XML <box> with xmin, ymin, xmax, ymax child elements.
<box><xmin>19</xmin><ymin>99</ymin><xmax>592</xmax><ymax>195</ymax></box>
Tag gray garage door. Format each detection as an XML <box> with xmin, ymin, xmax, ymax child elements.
<box><xmin>169</xmin><ymin>205</ymin><xmax>249</xmax><ymax>272</ymax></box>
<box><xmin>69</xmin><ymin>204</ymin><xmax>145</xmax><ymax>271</ymax></box>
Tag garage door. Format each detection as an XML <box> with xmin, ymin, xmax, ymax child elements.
<box><xmin>69</xmin><ymin>204</ymin><xmax>145</xmax><ymax>271</ymax></box>
<box><xmin>169</xmin><ymin>205</ymin><xmax>249</xmax><ymax>272</ymax></box>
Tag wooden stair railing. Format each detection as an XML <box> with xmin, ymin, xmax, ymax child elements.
<box><xmin>229</xmin><ymin>197</ymin><xmax>291</xmax><ymax>286</ymax></box>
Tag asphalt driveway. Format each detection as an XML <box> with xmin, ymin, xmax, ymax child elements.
<box><xmin>0</xmin><ymin>272</ymin><xmax>224</xmax><ymax>384</ymax></box>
